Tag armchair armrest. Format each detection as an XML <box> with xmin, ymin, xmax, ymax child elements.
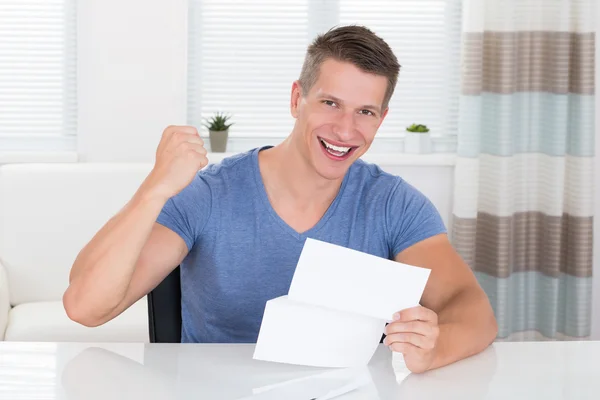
<box><xmin>0</xmin><ymin>261</ymin><xmax>10</xmax><ymax>340</ymax></box>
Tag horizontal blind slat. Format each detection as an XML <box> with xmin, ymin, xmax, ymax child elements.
<box><xmin>0</xmin><ymin>0</ymin><xmax>76</xmax><ymax>139</ymax></box>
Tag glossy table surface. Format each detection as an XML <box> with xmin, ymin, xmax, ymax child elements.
<box><xmin>0</xmin><ymin>341</ymin><xmax>599</xmax><ymax>399</ymax></box>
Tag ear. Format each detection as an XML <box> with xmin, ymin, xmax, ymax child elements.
<box><xmin>290</xmin><ymin>80</ymin><xmax>302</xmax><ymax>118</ymax></box>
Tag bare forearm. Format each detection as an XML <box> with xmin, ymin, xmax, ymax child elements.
<box><xmin>430</xmin><ymin>289</ymin><xmax>498</xmax><ymax>370</ymax></box>
<box><xmin>69</xmin><ymin>182</ymin><xmax>165</xmax><ymax>282</ymax></box>
<box><xmin>64</xmin><ymin>185</ymin><xmax>167</xmax><ymax>324</ymax></box>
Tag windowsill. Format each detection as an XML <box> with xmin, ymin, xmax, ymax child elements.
<box><xmin>206</xmin><ymin>151</ymin><xmax>456</xmax><ymax>167</ymax></box>
<box><xmin>0</xmin><ymin>150</ymin><xmax>455</xmax><ymax>167</ymax></box>
<box><xmin>360</xmin><ymin>152</ymin><xmax>456</xmax><ymax>166</ymax></box>
<box><xmin>0</xmin><ymin>151</ymin><xmax>79</xmax><ymax>164</ymax></box>
<box><xmin>203</xmin><ymin>135</ymin><xmax>457</xmax><ymax>167</ymax></box>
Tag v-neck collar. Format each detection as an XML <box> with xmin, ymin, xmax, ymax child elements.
<box><xmin>251</xmin><ymin>146</ymin><xmax>350</xmax><ymax>241</ymax></box>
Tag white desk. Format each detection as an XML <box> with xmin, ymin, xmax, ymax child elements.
<box><xmin>0</xmin><ymin>341</ymin><xmax>598</xmax><ymax>399</ymax></box>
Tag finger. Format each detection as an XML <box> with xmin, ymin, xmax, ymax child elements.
<box><xmin>385</xmin><ymin>320</ymin><xmax>434</xmax><ymax>337</ymax></box>
<box><xmin>394</xmin><ymin>306</ymin><xmax>438</xmax><ymax>324</ymax></box>
<box><xmin>183</xmin><ymin>148</ymin><xmax>208</xmax><ymax>170</ymax></box>
<box><xmin>159</xmin><ymin>125</ymin><xmax>198</xmax><ymax>148</ymax></box>
<box><xmin>385</xmin><ymin>332</ymin><xmax>435</xmax><ymax>350</ymax></box>
<box><xmin>180</xmin><ymin>143</ymin><xmax>207</xmax><ymax>156</ymax></box>
<box><xmin>171</xmin><ymin>132</ymin><xmax>203</xmax><ymax>147</ymax></box>
<box><xmin>165</xmin><ymin>125</ymin><xmax>199</xmax><ymax>136</ymax></box>
<box><xmin>182</xmin><ymin>134</ymin><xmax>204</xmax><ymax>145</ymax></box>
<box><xmin>388</xmin><ymin>341</ymin><xmax>420</xmax><ymax>356</ymax></box>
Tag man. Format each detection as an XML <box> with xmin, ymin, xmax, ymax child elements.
<box><xmin>64</xmin><ymin>25</ymin><xmax>497</xmax><ymax>374</ymax></box>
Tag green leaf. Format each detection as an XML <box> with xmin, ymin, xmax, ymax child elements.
<box><xmin>406</xmin><ymin>123</ymin><xmax>429</xmax><ymax>133</ymax></box>
<box><xmin>203</xmin><ymin>112</ymin><xmax>234</xmax><ymax>131</ymax></box>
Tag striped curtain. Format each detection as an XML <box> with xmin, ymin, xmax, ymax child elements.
<box><xmin>452</xmin><ymin>0</ymin><xmax>595</xmax><ymax>340</ymax></box>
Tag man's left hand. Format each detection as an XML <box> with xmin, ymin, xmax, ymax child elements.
<box><xmin>384</xmin><ymin>306</ymin><xmax>440</xmax><ymax>373</ymax></box>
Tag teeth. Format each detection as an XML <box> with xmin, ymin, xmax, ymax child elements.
<box><xmin>321</xmin><ymin>139</ymin><xmax>351</xmax><ymax>153</ymax></box>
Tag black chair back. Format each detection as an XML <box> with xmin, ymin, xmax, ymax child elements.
<box><xmin>147</xmin><ymin>266</ymin><xmax>182</xmax><ymax>343</ymax></box>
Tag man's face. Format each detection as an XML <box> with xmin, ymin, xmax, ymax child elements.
<box><xmin>290</xmin><ymin>58</ymin><xmax>389</xmax><ymax>180</ymax></box>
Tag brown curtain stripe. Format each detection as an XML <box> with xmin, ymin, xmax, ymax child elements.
<box><xmin>452</xmin><ymin>212</ymin><xmax>593</xmax><ymax>278</ymax></box>
<box><xmin>461</xmin><ymin>31</ymin><xmax>595</xmax><ymax>95</ymax></box>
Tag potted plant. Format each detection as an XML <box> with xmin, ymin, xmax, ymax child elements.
<box><xmin>203</xmin><ymin>112</ymin><xmax>234</xmax><ymax>153</ymax></box>
<box><xmin>404</xmin><ymin>123</ymin><xmax>432</xmax><ymax>154</ymax></box>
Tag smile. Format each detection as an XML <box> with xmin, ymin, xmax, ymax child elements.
<box><xmin>319</xmin><ymin>138</ymin><xmax>357</xmax><ymax>159</ymax></box>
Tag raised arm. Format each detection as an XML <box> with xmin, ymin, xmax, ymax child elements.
<box><xmin>63</xmin><ymin>125</ymin><xmax>207</xmax><ymax>327</ymax></box>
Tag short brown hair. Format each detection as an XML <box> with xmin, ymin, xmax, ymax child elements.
<box><xmin>298</xmin><ymin>25</ymin><xmax>401</xmax><ymax>110</ymax></box>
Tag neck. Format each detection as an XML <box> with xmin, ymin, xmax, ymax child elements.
<box><xmin>258</xmin><ymin>136</ymin><xmax>344</xmax><ymax>208</ymax></box>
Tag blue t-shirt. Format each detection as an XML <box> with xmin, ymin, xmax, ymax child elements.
<box><xmin>156</xmin><ymin>146</ymin><xmax>446</xmax><ymax>343</ymax></box>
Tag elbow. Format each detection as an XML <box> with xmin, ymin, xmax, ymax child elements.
<box><xmin>483</xmin><ymin>302</ymin><xmax>499</xmax><ymax>346</ymax></box>
<box><xmin>62</xmin><ymin>286</ymin><xmax>106</xmax><ymax>328</ymax></box>
<box><xmin>473</xmin><ymin>285</ymin><xmax>498</xmax><ymax>346</ymax></box>
<box><xmin>489</xmin><ymin>313</ymin><xmax>499</xmax><ymax>343</ymax></box>
<box><xmin>487</xmin><ymin>312</ymin><xmax>498</xmax><ymax>345</ymax></box>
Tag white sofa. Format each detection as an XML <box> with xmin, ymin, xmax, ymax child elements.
<box><xmin>0</xmin><ymin>163</ymin><xmax>154</xmax><ymax>342</ymax></box>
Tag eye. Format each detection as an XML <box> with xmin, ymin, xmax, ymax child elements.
<box><xmin>360</xmin><ymin>109</ymin><xmax>375</xmax><ymax>117</ymax></box>
<box><xmin>322</xmin><ymin>100</ymin><xmax>337</xmax><ymax>107</ymax></box>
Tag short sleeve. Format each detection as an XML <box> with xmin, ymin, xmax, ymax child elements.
<box><xmin>386</xmin><ymin>179</ymin><xmax>447</xmax><ymax>257</ymax></box>
<box><xmin>156</xmin><ymin>173</ymin><xmax>212</xmax><ymax>252</ymax></box>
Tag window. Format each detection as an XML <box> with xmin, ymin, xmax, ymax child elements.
<box><xmin>187</xmin><ymin>0</ymin><xmax>309</xmax><ymax>137</ymax></box>
<box><xmin>339</xmin><ymin>0</ymin><xmax>462</xmax><ymax>138</ymax></box>
<box><xmin>187</xmin><ymin>0</ymin><xmax>462</xmax><ymax>143</ymax></box>
<box><xmin>0</xmin><ymin>0</ymin><xmax>77</xmax><ymax>151</ymax></box>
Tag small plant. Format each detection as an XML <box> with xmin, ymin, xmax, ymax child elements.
<box><xmin>203</xmin><ymin>112</ymin><xmax>234</xmax><ymax>132</ymax></box>
<box><xmin>406</xmin><ymin>123</ymin><xmax>430</xmax><ymax>133</ymax></box>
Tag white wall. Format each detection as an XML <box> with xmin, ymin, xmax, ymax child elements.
<box><xmin>77</xmin><ymin>0</ymin><xmax>187</xmax><ymax>162</ymax></box>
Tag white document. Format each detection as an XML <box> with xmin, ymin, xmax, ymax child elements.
<box><xmin>253</xmin><ymin>238</ymin><xmax>431</xmax><ymax>368</ymax></box>
<box><xmin>253</xmin><ymin>296</ymin><xmax>385</xmax><ymax>368</ymax></box>
<box><xmin>288</xmin><ymin>238</ymin><xmax>431</xmax><ymax>321</ymax></box>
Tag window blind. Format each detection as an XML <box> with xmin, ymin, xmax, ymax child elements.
<box><xmin>188</xmin><ymin>0</ymin><xmax>309</xmax><ymax>136</ymax></box>
<box><xmin>339</xmin><ymin>0</ymin><xmax>462</xmax><ymax>137</ymax></box>
<box><xmin>187</xmin><ymin>0</ymin><xmax>462</xmax><ymax>138</ymax></box>
<box><xmin>0</xmin><ymin>0</ymin><xmax>77</xmax><ymax>143</ymax></box>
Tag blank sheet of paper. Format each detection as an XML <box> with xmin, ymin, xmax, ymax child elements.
<box><xmin>253</xmin><ymin>296</ymin><xmax>385</xmax><ymax>368</ymax></box>
<box><xmin>288</xmin><ymin>238</ymin><xmax>431</xmax><ymax>321</ymax></box>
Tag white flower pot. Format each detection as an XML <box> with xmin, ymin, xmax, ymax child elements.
<box><xmin>404</xmin><ymin>132</ymin><xmax>432</xmax><ymax>154</ymax></box>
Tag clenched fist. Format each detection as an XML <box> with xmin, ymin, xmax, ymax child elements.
<box><xmin>141</xmin><ymin>125</ymin><xmax>208</xmax><ymax>202</ymax></box>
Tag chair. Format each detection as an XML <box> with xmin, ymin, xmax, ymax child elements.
<box><xmin>147</xmin><ymin>267</ymin><xmax>182</xmax><ymax>343</ymax></box>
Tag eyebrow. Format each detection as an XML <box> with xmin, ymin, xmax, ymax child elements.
<box><xmin>320</xmin><ymin>93</ymin><xmax>381</xmax><ymax>115</ymax></box>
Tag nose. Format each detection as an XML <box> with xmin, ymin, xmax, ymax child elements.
<box><xmin>333</xmin><ymin>111</ymin><xmax>356</xmax><ymax>140</ymax></box>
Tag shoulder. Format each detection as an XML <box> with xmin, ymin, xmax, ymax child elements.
<box><xmin>188</xmin><ymin>147</ymin><xmax>257</xmax><ymax>191</ymax></box>
<box><xmin>170</xmin><ymin>148</ymin><xmax>257</xmax><ymax>207</ymax></box>
<box><xmin>200</xmin><ymin>149</ymin><xmax>255</xmax><ymax>179</ymax></box>
<box><xmin>349</xmin><ymin>161</ymin><xmax>447</xmax><ymax>256</ymax></box>
<box><xmin>349</xmin><ymin>159</ymin><xmax>432</xmax><ymax>211</ymax></box>
<box><xmin>157</xmin><ymin>149</ymin><xmax>259</xmax><ymax>242</ymax></box>
<box><xmin>347</xmin><ymin>159</ymin><xmax>404</xmax><ymax>198</ymax></box>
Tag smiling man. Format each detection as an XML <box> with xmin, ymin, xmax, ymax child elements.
<box><xmin>64</xmin><ymin>25</ymin><xmax>497</xmax><ymax>373</ymax></box>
